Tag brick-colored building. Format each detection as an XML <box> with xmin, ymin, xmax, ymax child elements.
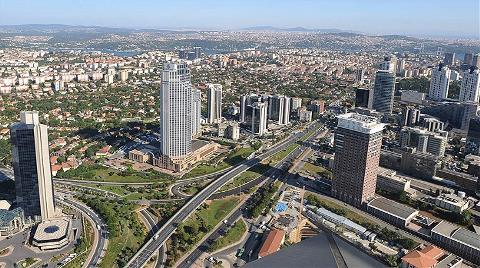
<box><xmin>332</xmin><ymin>113</ymin><xmax>384</xmax><ymax>207</ymax></box>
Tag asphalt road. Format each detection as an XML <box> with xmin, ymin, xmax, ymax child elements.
<box><xmin>139</xmin><ymin>209</ymin><xmax>166</xmax><ymax>268</ymax></box>
<box><xmin>175</xmin><ymin>127</ymin><xmax>326</xmax><ymax>267</ymax></box>
<box><xmin>58</xmin><ymin>197</ymin><xmax>108</xmax><ymax>268</ymax></box>
<box><xmin>124</xmin><ymin>122</ymin><xmax>320</xmax><ymax>268</ymax></box>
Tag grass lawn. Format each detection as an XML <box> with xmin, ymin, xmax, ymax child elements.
<box><xmin>268</xmin><ymin>143</ymin><xmax>299</xmax><ymax>165</ymax></box>
<box><xmin>17</xmin><ymin>257</ymin><xmax>37</xmax><ymax>268</ymax></box>
<box><xmin>166</xmin><ymin>197</ymin><xmax>240</xmax><ymax>265</ymax></box>
<box><xmin>302</xmin><ymin>162</ymin><xmax>332</xmax><ymax>178</ymax></box>
<box><xmin>59</xmin><ymin>164</ymin><xmax>172</xmax><ymax>183</ymax></box>
<box><xmin>184</xmin><ymin>146</ymin><xmax>255</xmax><ymax>178</ymax></box>
<box><xmin>96</xmin><ymin>184</ymin><xmax>131</xmax><ymax>195</ymax></box>
<box><xmin>208</xmin><ymin>219</ymin><xmax>247</xmax><ymax>252</ymax></box>
<box><xmin>79</xmin><ymin>196</ymin><xmax>147</xmax><ymax>268</ymax></box>
<box><xmin>219</xmin><ymin>163</ymin><xmax>270</xmax><ymax>192</ymax></box>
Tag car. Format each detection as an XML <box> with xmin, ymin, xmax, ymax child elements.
<box><xmin>236</xmin><ymin>248</ymin><xmax>245</xmax><ymax>257</ymax></box>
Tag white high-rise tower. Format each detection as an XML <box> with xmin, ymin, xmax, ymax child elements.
<box><xmin>429</xmin><ymin>63</ymin><xmax>451</xmax><ymax>101</ymax></box>
<box><xmin>207</xmin><ymin>84</ymin><xmax>222</xmax><ymax>124</ymax></box>
<box><xmin>459</xmin><ymin>67</ymin><xmax>480</xmax><ymax>103</ymax></box>
<box><xmin>159</xmin><ymin>63</ymin><xmax>192</xmax><ymax>158</ymax></box>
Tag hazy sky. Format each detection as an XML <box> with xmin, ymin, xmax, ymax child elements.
<box><xmin>0</xmin><ymin>0</ymin><xmax>479</xmax><ymax>38</ymax></box>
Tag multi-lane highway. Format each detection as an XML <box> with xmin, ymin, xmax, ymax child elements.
<box><xmin>124</xmin><ymin>123</ymin><xmax>320</xmax><ymax>268</ymax></box>
<box><xmin>58</xmin><ymin>197</ymin><xmax>108</xmax><ymax>268</ymax></box>
<box><xmin>139</xmin><ymin>209</ymin><xmax>166</xmax><ymax>268</ymax></box>
<box><xmin>178</xmin><ymin>126</ymin><xmax>326</xmax><ymax>267</ymax></box>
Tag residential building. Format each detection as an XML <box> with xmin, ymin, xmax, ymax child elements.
<box><xmin>290</xmin><ymin>97</ymin><xmax>302</xmax><ymax>112</ymax></box>
<box><xmin>429</xmin><ymin>63</ymin><xmax>451</xmax><ymax>101</ymax></box>
<box><xmin>399</xmin><ymin>127</ymin><xmax>447</xmax><ymax>157</ymax></box>
<box><xmin>225</xmin><ymin>122</ymin><xmax>240</xmax><ymax>141</ymax></box>
<box><xmin>310</xmin><ymin>100</ymin><xmax>325</xmax><ymax>114</ymax></box>
<box><xmin>433</xmin><ymin>193</ymin><xmax>469</xmax><ymax>213</ymax></box>
<box><xmin>401</xmin><ymin>107</ymin><xmax>420</xmax><ymax>127</ymax></box>
<box><xmin>192</xmin><ymin>88</ymin><xmax>202</xmax><ymax>136</ymax></box>
<box><xmin>401</xmin><ymin>244</ymin><xmax>463</xmax><ymax>268</ymax></box>
<box><xmin>297</xmin><ymin>107</ymin><xmax>312</xmax><ymax>122</ymax></box>
<box><xmin>332</xmin><ymin>113</ymin><xmax>384</xmax><ymax>207</ymax></box>
<box><xmin>444</xmin><ymin>52</ymin><xmax>455</xmax><ymax>66</ymax></box>
<box><xmin>10</xmin><ymin>111</ymin><xmax>55</xmax><ymax>221</ymax></box>
<box><xmin>372</xmin><ymin>70</ymin><xmax>395</xmax><ymax>114</ymax></box>
<box><xmin>459</xmin><ymin>67</ymin><xmax>480</xmax><ymax>103</ymax></box>
<box><xmin>379</xmin><ymin>55</ymin><xmax>397</xmax><ymax>73</ymax></box>
<box><xmin>207</xmin><ymin>83</ymin><xmax>222</xmax><ymax>124</ymax></box>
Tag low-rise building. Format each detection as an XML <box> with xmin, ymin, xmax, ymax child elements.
<box><xmin>128</xmin><ymin>149</ymin><xmax>152</xmax><ymax>163</ymax></box>
<box><xmin>376</xmin><ymin>168</ymin><xmax>411</xmax><ymax>192</ymax></box>
<box><xmin>401</xmin><ymin>244</ymin><xmax>463</xmax><ymax>268</ymax></box>
<box><xmin>367</xmin><ymin>197</ymin><xmax>418</xmax><ymax>227</ymax></box>
<box><xmin>258</xmin><ymin>229</ymin><xmax>285</xmax><ymax>258</ymax></box>
<box><xmin>0</xmin><ymin>207</ymin><xmax>25</xmax><ymax>237</ymax></box>
<box><xmin>431</xmin><ymin>221</ymin><xmax>480</xmax><ymax>265</ymax></box>
<box><xmin>433</xmin><ymin>193</ymin><xmax>469</xmax><ymax>213</ymax></box>
<box><xmin>306</xmin><ymin>205</ymin><xmax>367</xmax><ymax>235</ymax></box>
<box><xmin>32</xmin><ymin>218</ymin><xmax>73</xmax><ymax>250</ymax></box>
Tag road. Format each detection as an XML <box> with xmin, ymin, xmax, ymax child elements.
<box><xmin>176</xmin><ymin>128</ymin><xmax>327</xmax><ymax>267</ymax></box>
<box><xmin>139</xmin><ymin>209</ymin><xmax>166</xmax><ymax>268</ymax></box>
<box><xmin>57</xmin><ymin>197</ymin><xmax>108</xmax><ymax>268</ymax></box>
<box><xmin>124</xmin><ymin>122</ymin><xmax>320</xmax><ymax>268</ymax></box>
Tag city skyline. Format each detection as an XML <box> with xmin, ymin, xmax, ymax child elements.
<box><xmin>0</xmin><ymin>0</ymin><xmax>478</xmax><ymax>38</ymax></box>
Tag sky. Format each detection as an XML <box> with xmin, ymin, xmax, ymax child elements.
<box><xmin>0</xmin><ymin>0</ymin><xmax>479</xmax><ymax>38</ymax></box>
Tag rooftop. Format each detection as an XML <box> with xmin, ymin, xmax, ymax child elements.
<box><xmin>367</xmin><ymin>197</ymin><xmax>418</xmax><ymax>220</ymax></box>
<box><xmin>258</xmin><ymin>229</ymin><xmax>285</xmax><ymax>258</ymax></box>
<box><xmin>432</xmin><ymin>221</ymin><xmax>480</xmax><ymax>251</ymax></box>
<box><xmin>337</xmin><ymin>113</ymin><xmax>384</xmax><ymax>134</ymax></box>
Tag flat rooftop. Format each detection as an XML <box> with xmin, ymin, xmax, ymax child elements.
<box><xmin>337</xmin><ymin>113</ymin><xmax>384</xmax><ymax>134</ymax></box>
<box><xmin>368</xmin><ymin>197</ymin><xmax>418</xmax><ymax>220</ymax></box>
<box><xmin>432</xmin><ymin>221</ymin><xmax>480</xmax><ymax>250</ymax></box>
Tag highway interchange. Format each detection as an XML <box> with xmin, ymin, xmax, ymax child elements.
<box><xmin>124</xmin><ymin>122</ymin><xmax>320</xmax><ymax>268</ymax></box>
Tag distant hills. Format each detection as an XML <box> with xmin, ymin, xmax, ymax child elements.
<box><xmin>0</xmin><ymin>24</ymin><xmax>363</xmax><ymax>35</ymax></box>
<box><xmin>239</xmin><ymin>25</ymin><xmax>361</xmax><ymax>34</ymax></box>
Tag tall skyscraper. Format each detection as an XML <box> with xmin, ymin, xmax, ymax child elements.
<box><xmin>372</xmin><ymin>70</ymin><xmax>395</xmax><ymax>114</ymax></box>
<box><xmin>268</xmin><ymin>95</ymin><xmax>291</xmax><ymax>125</ymax></box>
<box><xmin>459</xmin><ymin>67</ymin><xmax>480</xmax><ymax>103</ymax></box>
<box><xmin>355</xmin><ymin>88</ymin><xmax>370</xmax><ymax>108</ymax></box>
<box><xmin>379</xmin><ymin>55</ymin><xmax>397</xmax><ymax>73</ymax></box>
<box><xmin>355</xmin><ymin>68</ymin><xmax>365</xmax><ymax>84</ymax></box>
<box><xmin>194</xmin><ymin>47</ymin><xmax>202</xmax><ymax>59</ymax></box>
<box><xmin>245</xmin><ymin>102</ymin><xmax>268</xmax><ymax>135</ymax></box>
<box><xmin>332</xmin><ymin>113</ymin><xmax>384</xmax><ymax>207</ymax></box>
<box><xmin>429</xmin><ymin>63</ymin><xmax>451</xmax><ymax>101</ymax></box>
<box><xmin>290</xmin><ymin>97</ymin><xmax>302</xmax><ymax>112</ymax></box>
<box><xmin>464</xmin><ymin>52</ymin><xmax>473</xmax><ymax>66</ymax></box>
<box><xmin>192</xmin><ymin>88</ymin><xmax>202</xmax><ymax>136</ymax></box>
<box><xmin>396</xmin><ymin>58</ymin><xmax>406</xmax><ymax>75</ymax></box>
<box><xmin>473</xmin><ymin>53</ymin><xmax>480</xmax><ymax>68</ymax></box>
<box><xmin>11</xmin><ymin>111</ymin><xmax>55</xmax><ymax>221</ymax></box>
<box><xmin>207</xmin><ymin>84</ymin><xmax>222</xmax><ymax>124</ymax></box>
<box><xmin>159</xmin><ymin>62</ymin><xmax>192</xmax><ymax>158</ymax></box>
<box><xmin>444</xmin><ymin>52</ymin><xmax>455</xmax><ymax>66</ymax></box>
